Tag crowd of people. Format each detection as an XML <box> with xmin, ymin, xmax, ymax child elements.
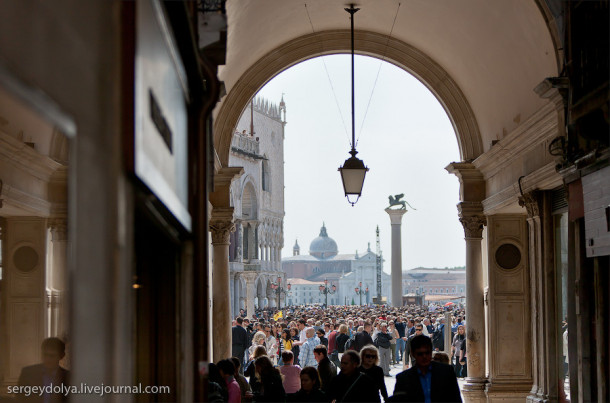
<box><xmin>208</xmin><ymin>303</ymin><xmax>467</xmax><ymax>402</ymax></box>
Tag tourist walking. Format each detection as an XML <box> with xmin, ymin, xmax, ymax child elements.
<box><xmin>279</xmin><ymin>351</ymin><xmax>301</xmax><ymax>394</ymax></box>
<box><xmin>288</xmin><ymin>366</ymin><xmax>327</xmax><ymax>402</ymax></box>
<box><xmin>253</xmin><ymin>356</ymin><xmax>286</xmax><ymax>402</ymax></box>
<box><xmin>328</xmin><ymin>350</ymin><xmax>380</xmax><ymax>403</ymax></box>
<box><xmin>375</xmin><ymin>322</ymin><xmax>393</xmax><ymax>376</ymax></box>
<box><xmin>298</xmin><ymin>327</ymin><xmax>320</xmax><ymax>368</ymax></box>
<box><xmin>451</xmin><ymin>325</ymin><xmax>466</xmax><ymax>378</ymax></box>
<box><xmin>359</xmin><ymin>345</ymin><xmax>389</xmax><ymax>402</ymax></box>
<box><xmin>313</xmin><ymin>344</ymin><xmax>337</xmax><ymax>394</ymax></box>
<box><xmin>232</xmin><ymin>317</ymin><xmax>249</xmax><ymax>373</ymax></box>
<box><xmin>392</xmin><ymin>335</ymin><xmax>461</xmax><ymax>402</ymax></box>
<box><xmin>388</xmin><ymin>320</ymin><xmax>400</xmax><ymax>365</ymax></box>
<box><xmin>354</xmin><ymin>321</ymin><xmax>374</xmax><ymax>352</ymax></box>
<box><xmin>217</xmin><ymin>359</ymin><xmax>242</xmax><ymax>403</ymax></box>
<box><xmin>405</xmin><ymin>324</ymin><xmax>424</xmax><ymax>368</ymax></box>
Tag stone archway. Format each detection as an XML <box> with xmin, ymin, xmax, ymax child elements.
<box><xmin>214</xmin><ymin>29</ymin><xmax>483</xmax><ymax>167</ymax></box>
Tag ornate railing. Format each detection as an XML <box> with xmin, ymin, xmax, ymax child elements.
<box><xmin>231</xmin><ymin>133</ymin><xmax>261</xmax><ymax>158</ymax></box>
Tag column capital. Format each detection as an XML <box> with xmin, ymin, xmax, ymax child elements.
<box><xmin>518</xmin><ymin>190</ymin><xmax>542</xmax><ymax>218</ymax></box>
<box><xmin>241</xmin><ymin>271</ymin><xmax>257</xmax><ymax>283</ymax></box>
<box><xmin>385</xmin><ymin>208</ymin><xmax>407</xmax><ymax>224</ymax></box>
<box><xmin>209</xmin><ymin>207</ymin><xmax>236</xmax><ymax>245</ymax></box>
<box><xmin>458</xmin><ymin>202</ymin><xmax>486</xmax><ymax>238</ymax></box>
<box><xmin>48</xmin><ymin>217</ymin><xmax>68</xmax><ymax>241</ymax></box>
<box><xmin>459</xmin><ymin>215</ymin><xmax>487</xmax><ymax>239</ymax></box>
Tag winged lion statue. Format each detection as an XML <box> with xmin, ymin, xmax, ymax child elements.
<box><xmin>387</xmin><ymin>193</ymin><xmax>416</xmax><ymax>210</ymax></box>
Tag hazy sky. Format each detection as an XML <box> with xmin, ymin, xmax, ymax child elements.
<box><xmin>255</xmin><ymin>54</ymin><xmax>465</xmax><ymax>273</ymax></box>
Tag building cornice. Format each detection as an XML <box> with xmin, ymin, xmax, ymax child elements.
<box><xmin>0</xmin><ymin>130</ymin><xmax>64</xmax><ymax>181</ymax></box>
<box><xmin>481</xmin><ymin>162</ymin><xmax>562</xmax><ymax>214</ymax></box>
<box><xmin>2</xmin><ymin>182</ymin><xmax>52</xmax><ymax>215</ymax></box>
<box><xmin>473</xmin><ymin>102</ymin><xmax>558</xmax><ymax>180</ymax></box>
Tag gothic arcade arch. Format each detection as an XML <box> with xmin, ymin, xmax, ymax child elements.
<box><xmin>214</xmin><ymin>30</ymin><xmax>483</xmax><ymax>167</ymax></box>
<box><xmin>240</xmin><ymin>180</ymin><xmax>258</xmax><ymax>220</ymax></box>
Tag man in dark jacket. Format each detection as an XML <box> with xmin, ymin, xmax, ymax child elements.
<box><xmin>328</xmin><ymin>351</ymin><xmax>380</xmax><ymax>402</ymax></box>
<box><xmin>392</xmin><ymin>335</ymin><xmax>461</xmax><ymax>402</ymax></box>
<box><xmin>232</xmin><ymin>317</ymin><xmax>249</xmax><ymax>372</ymax></box>
<box><xmin>18</xmin><ymin>337</ymin><xmax>69</xmax><ymax>403</ymax></box>
<box><xmin>314</xmin><ymin>344</ymin><xmax>337</xmax><ymax>393</ymax></box>
<box><xmin>405</xmin><ymin>325</ymin><xmax>424</xmax><ymax>367</ymax></box>
<box><xmin>354</xmin><ymin>321</ymin><xmax>374</xmax><ymax>352</ymax></box>
<box><xmin>433</xmin><ymin>318</ymin><xmax>446</xmax><ymax>351</ymax></box>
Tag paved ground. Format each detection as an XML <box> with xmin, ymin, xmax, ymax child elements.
<box><xmin>383</xmin><ymin>360</ymin><xmax>403</xmax><ymax>395</ymax></box>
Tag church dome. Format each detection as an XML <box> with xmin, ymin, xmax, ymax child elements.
<box><xmin>309</xmin><ymin>223</ymin><xmax>338</xmax><ymax>259</ymax></box>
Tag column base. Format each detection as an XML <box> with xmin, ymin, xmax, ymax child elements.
<box><xmin>485</xmin><ymin>380</ymin><xmax>532</xmax><ymax>403</ymax></box>
<box><xmin>462</xmin><ymin>378</ymin><xmax>488</xmax><ymax>403</ymax></box>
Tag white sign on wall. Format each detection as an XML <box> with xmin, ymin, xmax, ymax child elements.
<box><xmin>134</xmin><ymin>0</ymin><xmax>191</xmax><ymax>231</ymax></box>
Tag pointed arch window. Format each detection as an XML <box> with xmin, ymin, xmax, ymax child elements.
<box><xmin>262</xmin><ymin>156</ymin><xmax>271</xmax><ymax>192</ymax></box>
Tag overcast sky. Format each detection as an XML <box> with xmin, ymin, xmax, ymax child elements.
<box><xmin>254</xmin><ymin>54</ymin><xmax>465</xmax><ymax>273</ymax></box>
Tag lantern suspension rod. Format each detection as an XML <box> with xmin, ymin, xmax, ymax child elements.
<box><xmin>346</xmin><ymin>5</ymin><xmax>359</xmax><ymax>155</ymax></box>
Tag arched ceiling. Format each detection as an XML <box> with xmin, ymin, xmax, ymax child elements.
<box><xmin>216</xmin><ymin>0</ymin><xmax>558</xmax><ymax>160</ymax></box>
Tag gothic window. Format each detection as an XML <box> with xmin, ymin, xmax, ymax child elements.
<box><xmin>262</xmin><ymin>157</ymin><xmax>271</xmax><ymax>192</ymax></box>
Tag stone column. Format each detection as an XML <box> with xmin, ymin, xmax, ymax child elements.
<box><xmin>48</xmin><ymin>218</ymin><xmax>68</xmax><ymax>339</ymax></box>
<box><xmin>229</xmin><ymin>273</ymin><xmax>236</xmax><ymax>319</ymax></box>
<box><xmin>385</xmin><ymin>208</ymin><xmax>407</xmax><ymax>307</ymax></box>
<box><xmin>521</xmin><ymin>191</ymin><xmax>557</xmax><ymax>402</ymax></box>
<box><xmin>458</xmin><ymin>204</ymin><xmax>488</xmax><ymax>403</ymax></box>
<box><xmin>209</xmin><ymin>208</ymin><xmax>236</xmax><ymax>363</ymax></box>
<box><xmin>233</xmin><ymin>273</ymin><xmax>241</xmax><ymax>319</ymax></box>
<box><xmin>242</xmin><ymin>272</ymin><xmax>257</xmax><ymax>319</ymax></box>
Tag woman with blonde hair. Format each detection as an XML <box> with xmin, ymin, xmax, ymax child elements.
<box><xmin>358</xmin><ymin>345</ymin><xmax>387</xmax><ymax>402</ymax></box>
<box><xmin>248</xmin><ymin>331</ymin><xmax>266</xmax><ymax>360</ymax></box>
<box><xmin>335</xmin><ymin>324</ymin><xmax>349</xmax><ymax>361</ymax></box>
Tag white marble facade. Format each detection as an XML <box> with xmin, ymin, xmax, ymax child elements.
<box><xmin>228</xmin><ymin>97</ymin><xmax>286</xmax><ymax>317</ymax></box>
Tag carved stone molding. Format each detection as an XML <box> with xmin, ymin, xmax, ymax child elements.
<box><xmin>48</xmin><ymin>218</ymin><xmax>68</xmax><ymax>241</ymax></box>
<box><xmin>459</xmin><ymin>215</ymin><xmax>487</xmax><ymax>239</ymax></box>
<box><xmin>518</xmin><ymin>190</ymin><xmax>542</xmax><ymax>218</ymax></box>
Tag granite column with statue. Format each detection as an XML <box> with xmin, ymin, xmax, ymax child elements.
<box><xmin>385</xmin><ymin>208</ymin><xmax>407</xmax><ymax>307</ymax></box>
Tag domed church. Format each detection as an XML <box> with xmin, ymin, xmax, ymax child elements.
<box><xmin>282</xmin><ymin>223</ymin><xmax>391</xmax><ymax>305</ymax></box>
<box><xmin>308</xmin><ymin>223</ymin><xmax>338</xmax><ymax>259</ymax></box>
